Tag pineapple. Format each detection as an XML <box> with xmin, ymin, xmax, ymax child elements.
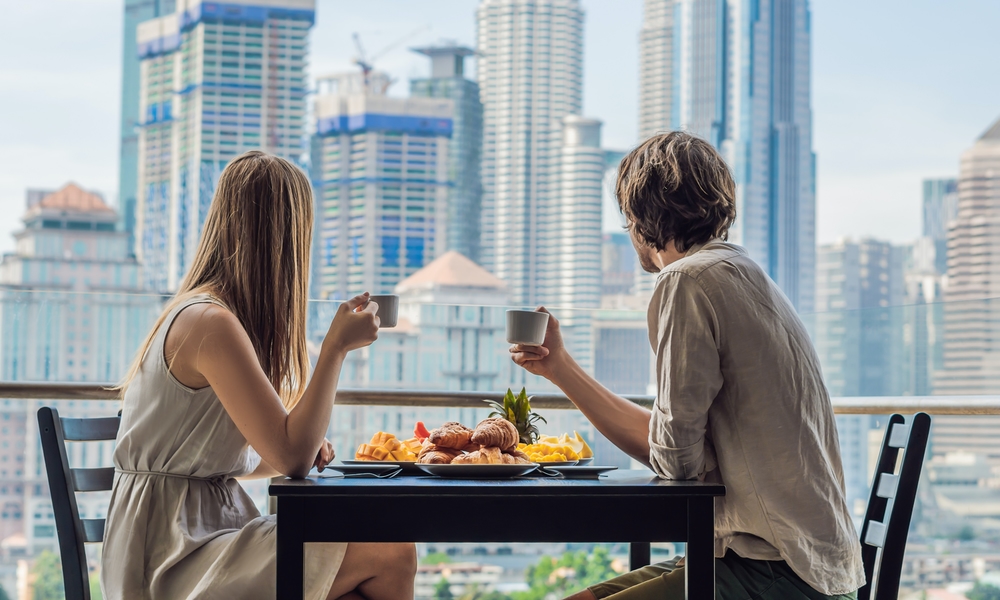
<box><xmin>484</xmin><ymin>388</ymin><xmax>547</xmax><ymax>445</ymax></box>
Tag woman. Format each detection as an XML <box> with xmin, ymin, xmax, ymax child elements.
<box><xmin>101</xmin><ymin>151</ymin><xmax>416</xmax><ymax>599</ymax></box>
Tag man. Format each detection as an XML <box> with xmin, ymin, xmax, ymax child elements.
<box><xmin>510</xmin><ymin>132</ymin><xmax>865</xmax><ymax>600</ymax></box>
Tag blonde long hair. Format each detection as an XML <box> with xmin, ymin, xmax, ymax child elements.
<box><xmin>118</xmin><ymin>151</ymin><xmax>313</xmax><ymax>407</ymax></box>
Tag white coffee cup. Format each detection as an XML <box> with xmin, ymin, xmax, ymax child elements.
<box><xmin>506</xmin><ymin>310</ymin><xmax>549</xmax><ymax>346</ymax></box>
<box><xmin>367</xmin><ymin>295</ymin><xmax>399</xmax><ymax>328</ymax></box>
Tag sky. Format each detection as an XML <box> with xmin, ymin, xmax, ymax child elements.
<box><xmin>1</xmin><ymin>0</ymin><xmax>999</xmax><ymax>255</ymax></box>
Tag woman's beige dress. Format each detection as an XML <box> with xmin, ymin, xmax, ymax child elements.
<box><xmin>101</xmin><ymin>294</ymin><xmax>347</xmax><ymax>599</ymax></box>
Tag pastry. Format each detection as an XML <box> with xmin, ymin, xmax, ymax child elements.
<box><xmin>504</xmin><ymin>448</ymin><xmax>531</xmax><ymax>463</ymax></box>
<box><xmin>452</xmin><ymin>446</ymin><xmax>502</xmax><ymax>465</ymax></box>
<box><xmin>428</xmin><ymin>422</ymin><xmax>474</xmax><ymax>450</ymax></box>
<box><xmin>417</xmin><ymin>443</ymin><xmax>462</xmax><ymax>464</ymax></box>
<box><xmin>470</xmin><ymin>418</ymin><xmax>519</xmax><ymax>451</ymax></box>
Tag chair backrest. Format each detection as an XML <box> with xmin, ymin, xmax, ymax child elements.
<box><xmin>37</xmin><ymin>407</ymin><xmax>120</xmax><ymax>600</ymax></box>
<box><xmin>857</xmin><ymin>412</ymin><xmax>931</xmax><ymax>600</ymax></box>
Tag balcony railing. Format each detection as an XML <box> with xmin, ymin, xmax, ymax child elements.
<box><xmin>5</xmin><ymin>382</ymin><xmax>1000</xmax><ymax>414</ymax></box>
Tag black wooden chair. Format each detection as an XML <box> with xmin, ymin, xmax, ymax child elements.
<box><xmin>37</xmin><ymin>407</ymin><xmax>121</xmax><ymax>600</ymax></box>
<box><xmin>858</xmin><ymin>412</ymin><xmax>931</xmax><ymax>600</ymax></box>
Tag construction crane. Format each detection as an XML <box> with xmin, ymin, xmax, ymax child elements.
<box><xmin>352</xmin><ymin>25</ymin><xmax>431</xmax><ymax>94</ymax></box>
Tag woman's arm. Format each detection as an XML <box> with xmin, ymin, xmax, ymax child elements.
<box><xmin>170</xmin><ymin>294</ymin><xmax>378</xmax><ymax>478</ymax></box>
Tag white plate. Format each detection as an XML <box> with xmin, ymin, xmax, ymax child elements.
<box><xmin>541</xmin><ymin>465</ymin><xmax>617</xmax><ymax>479</ymax></box>
<box><xmin>576</xmin><ymin>458</ymin><xmax>594</xmax><ymax>466</ymax></box>
<box><xmin>325</xmin><ymin>463</ymin><xmax>400</xmax><ymax>476</ymax></box>
<box><xmin>342</xmin><ymin>459</ymin><xmax>423</xmax><ymax>474</ymax></box>
<box><xmin>416</xmin><ymin>463</ymin><xmax>538</xmax><ymax>478</ymax></box>
<box><xmin>531</xmin><ymin>460</ymin><xmax>579</xmax><ymax>467</ymax></box>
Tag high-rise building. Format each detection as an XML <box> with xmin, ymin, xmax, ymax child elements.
<box><xmin>477</xmin><ymin>0</ymin><xmax>584</xmax><ymax>306</ymax></box>
<box><xmin>311</xmin><ymin>72</ymin><xmax>453</xmax><ymax>300</ymax></box>
<box><xmin>119</xmin><ymin>0</ymin><xmax>176</xmax><ymax>257</ymax></box>
<box><xmin>135</xmin><ymin>0</ymin><xmax>316</xmax><ymax>292</ymax></box>
<box><xmin>601</xmin><ymin>232</ymin><xmax>636</xmax><ymax>296</ymax></box>
<box><xmin>639</xmin><ymin>0</ymin><xmax>816</xmax><ymax>312</ymax></box>
<box><xmin>936</xmin><ymin>117</ymin><xmax>1000</xmax><ymax>397</ymax></box>
<box><xmin>638</xmin><ymin>0</ymin><xmax>673</xmax><ymax>141</ymax></box>
<box><xmin>922</xmin><ymin>178</ymin><xmax>958</xmax><ymax>274</ymax></box>
<box><xmin>814</xmin><ymin>239</ymin><xmax>905</xmax><ymax>397</ymax></box>
<box><xmin>0</xmin><ymin>184</ymin><xmax>160</xmax><ymax>565</ymax></box>
<box><xmin>410</xmin><ymin>46</ymin><xmax>484</xmax><ymax>263</ymax></box>
<box><xmin>548</xmin><ymin>116</ymin><xmax>604</xmax><ymax>370</ymax></box>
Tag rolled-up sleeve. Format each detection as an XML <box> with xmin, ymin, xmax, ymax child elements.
<box><xmin>647</xmin><ymin>272</ymin><xmax>723</xmax><ymax>480</ymax></box>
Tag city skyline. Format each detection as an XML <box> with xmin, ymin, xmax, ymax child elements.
<box><xmin>3</xmin><ymin>0</ymin><xmax>1000</xmax><ymax>259</ymax></box>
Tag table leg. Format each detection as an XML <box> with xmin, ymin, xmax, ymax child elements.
<box><xmin>276</xmin><ymin>497</ymin><xmax>305</xmax><ymax>599</ymax></box>
<box><xmin>629</xmin><ymin>542</ymin><xmax>651</xmax><ymax>571</ymax></box>
<box><xmin>685</xmin><ymin>497</ymin><xmax>715</xmax><ymax>600</ymax></box>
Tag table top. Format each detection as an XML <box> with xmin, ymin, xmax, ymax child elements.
<box><xmin>269</xmin><ymin>469</ymin><xmax>725</xmax><ymax>498</ymax></box>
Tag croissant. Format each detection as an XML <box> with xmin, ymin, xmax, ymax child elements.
<box><xmin>504</xmin><ymin>448</ymin><xmax>531</xmax><ymax>463</ymax></box>
<box><xmin>452</xmin><ymin>446</ymin><xmax>504</xmax><ymax>465</ymax></box>
<box><xmin>429</xmin><ymin>422</ymin><xmax>474</xmax><ymax>450</ymax></box>
<box><xmin>417</xmin><ymin>443</ymin><xmax>462</xmax><ymax>464</ymax></box>
<box><xmin>470</xmin><ymin>418</ymin><xmax>519</xmax><ymax>451</ymax></box>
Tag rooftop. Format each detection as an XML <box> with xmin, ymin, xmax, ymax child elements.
<box><xmin>26</xmin><ymin>183</ymin><xmax>115</xmax><ymax>218</ymax></box>
<box><xmin>395</xmin><ymin>251</ymin><xmax>506</xmax><ymax>294</ymax></box>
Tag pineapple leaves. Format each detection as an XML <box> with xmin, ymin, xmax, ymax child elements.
<box><xmin>482</xmin><ymin>387</ymin><xmax>546</xmax><ymax>445</ymax></box>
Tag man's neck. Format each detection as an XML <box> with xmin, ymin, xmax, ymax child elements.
<box><xmin>650</xmin><ymin>241</ymin><xmax>688</xmax><ymax>271</ymax></box>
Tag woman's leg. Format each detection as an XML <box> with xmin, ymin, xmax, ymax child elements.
<box><xmin>326</xmin><ymin>542</ymin><xmax>417</xmax><ymax>600</ymax></box>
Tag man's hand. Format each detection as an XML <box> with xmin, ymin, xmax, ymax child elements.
<box><xmin>313</xmin><ymin>438</ymin><xmax>335</xmax><ymax>471</ymax></box>
<box><xmin>509</xmin><ymin>307</ymin><xmax>568</xmax><ymax>381</ymax></box>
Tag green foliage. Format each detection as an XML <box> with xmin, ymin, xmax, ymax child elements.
<box><xmin>32</xmin><ymin>551</ymin><xmax>64</xmax><ymax>600</ymax></box>
<box><xmin>484</xmin><ymin>388</ymin><xmax>547</xmax><ymax>445</ymax></box>
<box><xmin>434</xmin><ymin>576</ymin><xmax>455</xmax><ymax>600</ymax></box>
<box><xmin>958</xmin><ymin>525</ymin><xmax>977</xmax><ymax>541</ymax></box>
<box><xmin>510</xmin><ymin>546</ymin><xmax>621</xmax><ymax>600</ymax></box>
<box><xmin>0</xmin><ymin>582</ymin><xmax>11</xmax><ymax>600</ymax></box>
<box><xmin>423</xmin><ymin>552</ymin><xmax>453</xmax><ymax>566</ymax></box>
<box><xmin>457</xmin><ymin>586</ymin><xmax>508</xmax><ymax>600</ymax></box>
<box><xmin>969</xmin><ymin>582</ymin><xmax>1000</xmax><ymax>600</ymax></box>
<box><xmin>90</xmin><ymin>573</ymin><xmax>103</xmax><ymax>599</ymax></box>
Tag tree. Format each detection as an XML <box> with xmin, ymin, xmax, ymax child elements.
<box><xmin>0</xmin><ymin>583</ymin><xmax>11</xmax><ymax>600</ymax></box>
<box><xmin>32</xmin><ymin>551</ymin><xmax>64</xmax><ymax>600</ymax></box>
<box><xmin>958</xmin><ymin>525</ymin><xmax>976</xmax><ymax>541</ymax></box>
<box><xmin>969</xmin><ymin>582</ymin><xmax>1000</xmax><ymax>600</ymax></box>
<box><xmin>512</xmin><ymin>547</ymin><xmax>623</xmax><ymax>600</ymax></box>
<box><xmin>422</xmin><ymin>552</ymin><xmax>453</xmax><ymax>565</ymax></box>
<box><xmin>434</xmin><ymin>576</ymin><xmax>455</xmax><ymax>600</ymax></box>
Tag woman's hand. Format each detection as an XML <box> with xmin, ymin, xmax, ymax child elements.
<box><xmin>324</xmin><ymin>293</ymin><xmax>380</xmax><ymax>354</ymax></box>
<box><xmin>509</xmin><ymin>307</ymin><xmax>569</xmax><ymax>382</ymax></box>
<box><xmin>313</xmin><ymin>438</ymin><xmax>335</xmax><ymax>471</ymax></box>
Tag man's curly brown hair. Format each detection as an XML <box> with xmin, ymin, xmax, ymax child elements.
<box><xmin>616</xmin><ymin>131</ymin><xmax>737</xmax><ymax>253</ymax></box>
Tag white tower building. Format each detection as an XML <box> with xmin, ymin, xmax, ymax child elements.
<box><xmin>476</xmin><ymin>0</ymin><xmax>585</xmax><ymax>306</ymax></box>
<box><xmin>135</xmin><ymin>0</ymin><xmax>315</xmax><ymax>292</ymax></box>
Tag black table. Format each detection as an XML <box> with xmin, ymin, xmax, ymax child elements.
<box><xmin>269</xmin><ymin>470</ymin><xmax>724</xmax><ymax>599</ymax></box>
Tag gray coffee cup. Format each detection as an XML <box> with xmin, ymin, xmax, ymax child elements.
<box><xmin>368</xmin><ymin>295</ymin><xmax>399</xmax><ymax>328</ymax></box>
<box><xmin>506</xmin><ymin>310</ymin><xmax>549</xmax><ymax>346</ymax></box>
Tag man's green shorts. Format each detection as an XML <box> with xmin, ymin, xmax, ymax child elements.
<box><xmin>589</xmin><ymin>550</ymin><xmax>858</xmax><ymax>600</ymax></box>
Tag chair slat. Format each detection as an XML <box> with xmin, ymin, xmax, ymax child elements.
<box><xmin>865</xmin><ymin>520</ymin><xmax>887</xmax><ymax>548</ymax></box>
<box><xmin>61</xmin><ymin>417</ymin><xmax>120</xmax><ymax>442</ymax></box>
<box><xmin>876</xmin><ymin>473</ymin><xmax>899</xmax><ymax>500</ymax></box>
<box><xmin>888</xmin><ymin>424</ymin><xmax>910</xmax><ymax>449</ymax></box>
<box><xmin>72</xmin><ymin>468</ymin><xmax>115</xmax><ymax>492</ymax></box>
<box><xmin>81</xmin><ymin>519</ymin><xmax>105</xmax><ymax>543</ymax></box>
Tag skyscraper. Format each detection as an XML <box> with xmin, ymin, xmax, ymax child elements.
<box><xmin>922</xmin><ymin>178</ymin><xmax>958</xmax><ymax>274</ymax></box>
<box><xmin>477</xmin><ymin>0</ymin><xmax>584</xmax><ymax>306</ymax></box>
<box><xmin>639</xmin><ymin>0</ymin><xmax>816</xmax><ymax>312</ymax></box>
<box><xmin>410</xmin><ymin>46</ymin><xmax>484</xmax><ymax>263</ymax></box>
<box><xmin>638</xmin><ymin>0</ymin><xmax>673</xmax><ymax>141</ymax></box>
<box><xmin>548</xmin><ymin>116</ymin><xmax>604</xmax><ymax>370</ymax></box>
<box><xmin>936</xmin><ymin>117</ymin><xmax>1000</xmax><ymax>397</ymax></box>
<box><xmin>135</xmin><ymin>0</ymin><xmax>315</xmax><ymax>292</ymax></box>
<box><xmin>119</xmin><ymin>0</ymin><xmax>176</xmax><ymax>258</ymax></box>
<box><xmin>311</xmin><ymin>72</ymin><xmax>453</xmax><ymax>300</ymax></box>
